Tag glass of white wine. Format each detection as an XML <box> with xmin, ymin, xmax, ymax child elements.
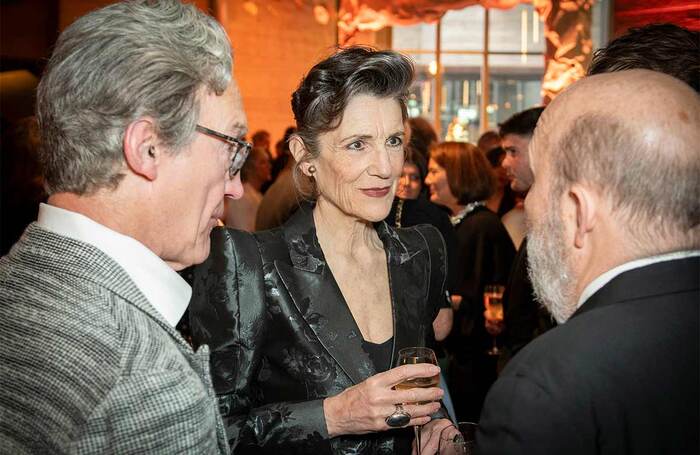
<box><xmin>396</xmin><ymin>347</ymin><xmax>439</xmax><ymax>455</ymax></box>
<box><xmin>483</xmin><ymin>284</ymin><xmax>505</xmax><ymax>356</ymax></box>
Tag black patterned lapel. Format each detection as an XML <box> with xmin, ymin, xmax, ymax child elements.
<box><xmin>275</xmin><ymin>207</ymin><xmax>377</xmax><ymax>385</ymax></box>
<box><xmin>375</xmin><ymin>223</ymin><xmax>430</xmax><ymax>368</ymax></box>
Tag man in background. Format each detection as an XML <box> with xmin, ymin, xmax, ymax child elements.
<box><xmin>0</xmin><ymin>1</ymin><xmax>247</xmax><ymax>452</ymax></box>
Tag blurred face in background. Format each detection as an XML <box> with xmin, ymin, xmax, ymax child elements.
<box><xmin>240</xmin><ymin>146</ymin><xmax>272</xmax><ymax>190</ymax></box>
<box><xmin>502</xmin><ymin>133</ymin><xmax>535</xmax><ymax>192</ymax></box>
<box><xmin>396</xmin><ymin>162</ymin><xmax>422</xmax><ymax>200</ymax></box>
<box><xmin>252</xmin><ymin>149</ymin><xmax>272</xmax><ymax>183</ymax></box>
<box><xmin>425</xmin><ymin>158</ymin><xmax>458</xmax><ymax>209</ymax></box>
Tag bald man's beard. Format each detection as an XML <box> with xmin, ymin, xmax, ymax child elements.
<box><xmin>526</xmin><ymin>202</ymin><xmax>578</xmax><ymax>324</ymax></box>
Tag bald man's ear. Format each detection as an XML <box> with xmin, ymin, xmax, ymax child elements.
<box><xmin>569</xmin><ymin>184</ymin><xmax>597</xmax><ymax>249</ymax></box>
<box><xmin>289</xmin><ymin>135</ymin><xmax>314</xmax><ymax>176</ymax></box>
<box><xmin>123</xmin><ymin>118</ymin><xmax>158</xmax><ymax>181</ymax></box>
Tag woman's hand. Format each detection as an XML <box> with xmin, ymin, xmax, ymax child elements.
<box><xmin>411</xmin><ymin>418</ymin><xmax>454</xmax><ymax>455</ymax></box>
<box><xmin>323</xmin><ymin>363</ymin><xmax>444</xmax><ymax>437</ymax></box>
<box><xmin>433</xmin><ymin>308</ymin><xmax>454</xmax><ymax>341</ymax></box>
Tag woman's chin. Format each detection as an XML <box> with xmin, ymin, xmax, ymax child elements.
<box><xmin>358</xmin><ymin>202</ymin><xmax>394</xmax><ymax>223</ymax></box>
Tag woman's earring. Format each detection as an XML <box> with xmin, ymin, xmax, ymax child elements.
<box><xmin>307</xmin><ymin>165</ymin><xmax>316</xmax><ymax>176</ymax></box>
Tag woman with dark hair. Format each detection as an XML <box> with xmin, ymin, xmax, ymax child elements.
<box><xmin>425</xmin><ymin>142</ymin><xmax>515</xmax><ymax>422</ymax></box>
<box><xmin>190</xmin><ymin>46</ymin><xmax>450</xmax><ymax>454</ymax></box>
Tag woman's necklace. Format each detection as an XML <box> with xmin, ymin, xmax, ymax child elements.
<box><xmin>450</xmin><ymin>200</ymin><xmax>485</xmax><ymax>226</ymax></box>
<box><xmin>395</xmin><ymin>199</ymin><xmax>404</xmax><ymax>228</ymax></box>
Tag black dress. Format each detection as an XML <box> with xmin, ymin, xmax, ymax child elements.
<box><xmin>189</xmin><ymin>206</ymin><xmax>449</xmax><ymax>454</ymax></box>
<box><xmin>446</xmin><ymin>205</ymin><xmax>515</xmax><ymax>422</ymax></box>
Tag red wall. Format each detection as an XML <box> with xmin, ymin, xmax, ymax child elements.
<box><xmin>614</xmin><ymin>0</ymin><xmax>700</xmax><ymax>36</ymax></box>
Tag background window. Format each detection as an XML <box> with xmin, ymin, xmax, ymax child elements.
<box><xmin>393</xmin><ymin>1</ymin><xmax>610</xmax><ymax>142</ymax></box>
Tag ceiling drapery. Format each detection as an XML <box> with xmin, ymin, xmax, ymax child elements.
<box><xmin>338</xmin><ymin>0</ymin><xmax>594</xmax><ymax>102</ymax></box>
<box><xmin>338</xmin><ymin>0</ymin><xmax>523</xmax><ymax>38</ymax></box>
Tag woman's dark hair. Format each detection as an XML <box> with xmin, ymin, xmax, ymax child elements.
<box><xmin>408</xmin><ymin>117</ymin><xmax>437</xmax><ymax>160</ymax></box>
<box><xmin>477</xmin><ymin>130</ymin><xmax>501</xmax><ymax>153</ymax></box>
<box><xmin>290</xmin><ymin>46</ymin><xmax>415</xmax><ymax>198</ymax></box>
<box><xmin>430</xmin><ymin>141</ymin><xmax>495</xmax><ymax>204</ymax></box>
<box><xmin>405</xmin><ymin>145</ymin><xmax>428</xmax><ymax>183</ymax></box>
<box><xmin>485</xmin><ymin>146</ymin><xmax>505</xmax><ymax>168</ymax></box>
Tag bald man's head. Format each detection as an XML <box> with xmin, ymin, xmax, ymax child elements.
<box><xmin>532</xmin><ymin>69</ymin><xmax>700</xmax><ymax>249</ymax></box>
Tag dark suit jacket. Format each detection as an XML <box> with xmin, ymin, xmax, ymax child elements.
<box><xmin>478</xmin><ymin>256</ymin><xmax>700</xmax><ymax>454</ymax></box>
<box><xmin>189</xmin><ymin>207</ymin><xmax>449</xmax><ymax>454</ymax></box>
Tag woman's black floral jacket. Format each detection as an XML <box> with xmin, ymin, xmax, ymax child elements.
<box><xmin>189</xmin><ymin>206</ymin><xmax>449</xmax><ymax>454</ymax></box>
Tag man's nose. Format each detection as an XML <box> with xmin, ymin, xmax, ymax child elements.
<box><xmin>502</xmin><ymin>154</ymin><xmax>513</xmax><ymax>170</ymax></box>
<box><xmin>225</xmin><ymin>173</ymin><xmax>244</xmax><ymax>200</ymax></box>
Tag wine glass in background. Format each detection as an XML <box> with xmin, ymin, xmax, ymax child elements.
<box><xmin>484</xmin><ymin>284</ymin><xmax>505</xmax><ymax>356</ymax></box>
<box><xmin>396</xmin><ymin>347</ymin><xmax>439</xmax><ymax>455</ymax></box>
<box><xmin>438</xmin><ymin>422</ymin><xmax>479</xmax><ymax>455</ymax></box>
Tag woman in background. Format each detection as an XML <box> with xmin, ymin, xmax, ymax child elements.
<box><xmin>425</xmin><ymin>141</ymin><xmax>515</xmax><ymax>422</ymax></box>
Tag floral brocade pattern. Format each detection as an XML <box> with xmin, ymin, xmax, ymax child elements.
<box><xmin>189</xmin><ymin>208</ymin><xmax>449</xmax><ymax>454</ymax></box>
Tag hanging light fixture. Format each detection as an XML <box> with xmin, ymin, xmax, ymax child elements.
<box><xmin>313</xmin><ymin>3</ymin><xmax>330</xmax><ymax>25</ymax></box>
<box><xmin>242</xmin><ymin>1</ymin><xmax>258</xmax><ymax>16</ymax></box>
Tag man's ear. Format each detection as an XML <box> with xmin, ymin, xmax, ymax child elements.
<box><xmin>289</xmin><ymin>135</ymin><xmax>314</xmax><ymax>177</ymax></box>
<box><xmin>123</xmin><ymin>118</ymin><xmax>158</xmax><ymax>181</ymax></box>
<box><xmin>569</xmin><ymin>183</ymin><xmax>598</xmax><ymax>249</ymax></box>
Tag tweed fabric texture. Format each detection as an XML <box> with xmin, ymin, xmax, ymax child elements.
<box><xmin>0</xmin><ymin>224</ymin><xmax>229</xmax><ymax>454</ymax></box>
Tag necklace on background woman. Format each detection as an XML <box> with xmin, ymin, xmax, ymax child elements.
<box><xmin>450</xmin><ymin>201</ymin><xmax>485</xmax><ymax>226</ymax></box>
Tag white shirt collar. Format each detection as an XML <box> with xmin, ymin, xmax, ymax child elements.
<box><xmin>577</xmin><ymin>249</ymin><xmax>700</xmax><ymax>309</ymax></box>
<box><xmin>37</xmin><ymin>203</ymin><xmax>191</xmax><ymax>326</ymax></box>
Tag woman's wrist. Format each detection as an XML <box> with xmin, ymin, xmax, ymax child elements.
<box><xmin>323</xmin><ymin>395</ymin><xmax>345</xmax><ymax>438</ymax></box>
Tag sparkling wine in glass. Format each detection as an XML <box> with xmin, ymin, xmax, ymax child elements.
<box><xmin>484</xmin><ymin>284</ymin><xmax>505</xmax><ymax>356</ymax></box>
<box><xmin>396</xmin><ymin>347</ymin><xmax>439</xmax><ymax>455</ymax></box>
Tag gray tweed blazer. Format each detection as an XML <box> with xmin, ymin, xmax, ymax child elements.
<box><xmin>0</xmin><ymin>224</ymin><xmax>229</xmax><ymax>454</ymax></box>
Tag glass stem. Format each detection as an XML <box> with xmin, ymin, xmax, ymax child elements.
<box><xmin>415</xmin><ymin>425</ymin><xmax>422</xmax><ymax>455</ymax></box>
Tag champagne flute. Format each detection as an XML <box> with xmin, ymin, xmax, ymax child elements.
<box><xmin>438</xmin><ymin>422</ymin><xmax>479</xmax><ymax>455</ymax></box>
<box><xmin>483</xmin><ymin>284</ymin><xmax>505</xmax><ymax>356</ymax></box>
<box><xmin>396</xmin><ymin>347</ymin><xmax>439</xmax><ymax>455</ymax></box>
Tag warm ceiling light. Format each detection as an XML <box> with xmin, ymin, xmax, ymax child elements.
<box><xmin>314</xmin><ymin>4</ymin><xmax>330</xmax><ymax>25</ymax></box>
<box><xmin>428</xmin><ymin>60</ymin><xmax>438</xmax><ymax>76</ymax></box>
<box><xmin>243</xmin><ymin>1</ymin><xmax>258</xmax><ymax>16</ymax></box>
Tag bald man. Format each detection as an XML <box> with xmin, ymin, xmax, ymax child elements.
<box><xmin>476</xmin><ymin>70</ymin><xmax>699</xmax><ymax>454</ymax></box>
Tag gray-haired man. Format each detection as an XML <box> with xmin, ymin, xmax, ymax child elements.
<box><xmin>0</xmin><ymin>1</ymin><xmax>248</xmax><ymax>453</ymax></box>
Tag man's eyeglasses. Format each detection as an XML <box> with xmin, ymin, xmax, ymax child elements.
<box><xmin>195</xmin><ymin>124</ymin><xmax>252</xmax><ymax>179</ymax></box>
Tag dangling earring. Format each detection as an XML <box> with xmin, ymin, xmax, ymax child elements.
<box><xmin>307</xmin><ymin>165</ymin><xmax>316</xmax><ymax>176</ymax></box>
